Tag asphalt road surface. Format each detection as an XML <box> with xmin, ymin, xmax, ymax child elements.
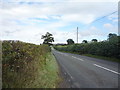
<box><xmin>52</xmin><ymin>48</ymin><xmax>119</xmax><ymax>88</ymax></box>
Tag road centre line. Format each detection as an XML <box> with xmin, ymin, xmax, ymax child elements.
<box><xmin>72</xmin><ymin>56</ymin><xmax>75</xmax><ymax>58</ymax></box>
<box><xmin>78</xmin><ymin>58</ymin><xmax>84</xmax><ymax>61</ymax></box>
<box><xmin>72</xmin><ymin>56</ymin><xmax>84</xmax><ymax>61</ymax></box>
<box><xmin>57</xmin><ymin>51</ymin><xmax>119</xmax><ymax>76</ymax></box>
<box><xmin>57</xmin><ymin>51</ymin><xmax>84</xmax><ymax>61</ymax></box>
<box><xmin>64</xmin><ymin>54</ymin><xmax>68</xmax><ymax>56</ymax></box>
<box><xmin>94</xmin><ymin>64</ymin><xmax>120</xmax><ymax>75</ymax></box>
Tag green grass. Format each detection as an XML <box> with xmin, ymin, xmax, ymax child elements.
<box><xmin>29</xmin><ymin>52</ymin><xmax>60</xmax><ymax>88</ymax></box>
<box><xmin>56</xmin><ymin>45</ymin><xmax>67</xmax><ymax>48</ymax></box>
<box><xmin>2</xmin><ymin>40</ymin><xmax>60</xmax><ymax>88</ymax></box>
<box><xmin>83</xmin><ymin>54</ymin><xmax>120</xmax><ymax>63</ymax></box>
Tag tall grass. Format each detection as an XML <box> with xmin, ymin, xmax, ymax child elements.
<box><xmin>2</xmin><ymin>40</ymin><xmax>60</xmax><ymax>88</ymax></box>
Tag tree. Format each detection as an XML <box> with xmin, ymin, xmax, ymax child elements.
<box><xmin>41</xmin><ymin>32</ymin><xmax>54</xmax><ymax>45</ymax></box>
<box><xmin>82</xmin><ymin>40</ymin><xmax>88</xmax><ymax>43</ymax></box>
<box><xmin>67</xmin><ymin>39</ymin><xmax>74</xmax><ymax>45</ymax></box>
<box><xmin>108</xmin><ymin>33</ymin><xmax>117</xmax><ymax>41</ymax></box>
<box><xmin>92</xmin><ymin>39</ymin><xmax>98</xmax><ymax>42</ymax></box>
<box><xmin>108</xmin><ymin>33</ymin><xmax>117</xmax><ymax>38</ymax></box>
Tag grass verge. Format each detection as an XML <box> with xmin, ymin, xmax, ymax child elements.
<box><xmin>83</xmin><ymin>54</ymin><xmax>120</xmax><ymax>63</ymax></box>
<box><xmin>2</xmin><ymin>40</ymin><xmax>60</xmax><ymax>88</ymax></box>
<box><xmin>29</xmin><ymin>52</ymin><xmax>60</xmax><ymax>88</ymax></box>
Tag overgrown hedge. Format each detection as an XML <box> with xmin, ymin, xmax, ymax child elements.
<box><xmin>2</xmin><ymin>40</ymin><xmax>51</xmax><ymax>88</ymax></box>
<box><xmin>54</xmin><ymin>37</ymin><xmax>120</xmax><ymax>59</ymax></box>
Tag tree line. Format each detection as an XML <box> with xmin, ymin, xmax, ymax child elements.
<box><xmin>54</xmin><ymin>33</ymin><xmax>120</xmax><ymax>59</ymax></box>
<box><xmin>40</xmin><ymin>32</ymin><xmax>119</xmax><ymax>59</ymax></box>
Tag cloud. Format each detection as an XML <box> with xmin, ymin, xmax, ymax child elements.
<box><xmin>61</xmin><ymin>14</ymin><xmax>95</xmax><ymax>24</ymax></box>
<box><xmin>77</xmin><ymin>26</ymin><xmax>108</xmax><ymax>42</ymax></box>
<box><xmin>1</xmin><ymin>2</ymin><xmax>117</xmax><ymax>20</ymax></box>
<box><xmin>108</xmin><ymin>13</ymin><xmax>118</xmax><ymax>22</ymax></box>
<box><xmin>3</xmin><ymin>0</ymin><xmax>119</xmax><ymax>2</ymax></box>
<box><xmin>103</xmin><ymin>23</ymin><xmax>118</xmax><ymax>33</ymax></box>
<box><xmin>67</xmin><ymin>0</ymin><xmax>119</xmax><ymax>2</ymax></box>
<box><xmin>0</xmin><ymin>1</ymin><xmax>118</xmax><ymax>44</ymax></box>
<box><xmin>104</xmin><ymin>23</ymin><xmax>113</xmax><ymax>28</ymax></box>
<box><xmin>79</xmin><ymin>26</ymin><xmax>105</xmax><ymax>37</ymax></box>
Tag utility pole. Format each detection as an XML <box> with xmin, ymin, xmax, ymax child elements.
<box><xmin>77</xmin><ymin>27</ymin><xmax>78</xmax><ymax>43</ymax></box>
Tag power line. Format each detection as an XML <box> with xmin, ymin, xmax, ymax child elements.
<box><xmin>64</xmin><ymin>11</ymin><xmax>118</xmax><ymax>43</ymax></box>
<box><xmin>76</xmin><ymin>11</ymin><xmax>118</xmax><ymax>43</ymax></box>
<box><xmin>90</xmin><ymin>11</ymin><xmax>118</xmax><ymax>24</ymax></box>
<box><xmin>80</xmin><ymin>11</ymin><xmax>118</xmax><ymax>29</ymax></box>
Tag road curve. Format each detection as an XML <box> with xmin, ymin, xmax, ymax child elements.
<box><xmin>52</xmin><ymin>49</ymin><xmax>119</xmax><ymax>88</ymax></box>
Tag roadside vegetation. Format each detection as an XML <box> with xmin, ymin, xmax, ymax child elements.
<box><xmin>2</xmin><ymin>40</ymin><xmax>60</xmax><ymax>88</ymax></box>
<box><xmin>54</xmin><ymin>33</ymin><xmax>120</xmax><ymax>62</ymax></box>
<box><xmin>41</xmin><ymin>32</ymin><xmax>54</xmax><ymax>46</ymax></box>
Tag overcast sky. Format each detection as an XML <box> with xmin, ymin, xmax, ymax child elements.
<box><xmin>0</xmin><ymin>0</ymin><xmax>119</xmax><ymax>44</ymax></box>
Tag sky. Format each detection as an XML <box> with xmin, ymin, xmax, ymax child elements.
<box><xmin>0</xmin><ymin>0</ymin><xmax>119</xmax><ymax>44</ymax></box>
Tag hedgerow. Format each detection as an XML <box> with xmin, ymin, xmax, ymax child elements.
<box><xmin>54</xmin><ymin>36</ymin><xmax>120</xmax><ymax>59</ymax></box>
<box><xmin>2</xmin><ymin>40</ymin><xmax>54</xmax><ymax>88</ymax></box>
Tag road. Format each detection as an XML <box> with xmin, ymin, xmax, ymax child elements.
<box><xmin>52</xmin><ymin>48</ymin><xmax>119</xmax><ymax>88</ymax></box>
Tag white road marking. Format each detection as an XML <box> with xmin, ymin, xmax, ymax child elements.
<box><xmin>94</xmin><ymin>64</ymin><xmax>120</xmax><ymax>75</ymax></box>
<box><xmin>78</xmin><ymin>58</ymin><xmax>84</xmax><ymax>61</ymax></box>
<box><xmin>71</xmin><ymin>76</ymin><xmax>73</xmax><ymax>79</ymax></box>
<box><xmin>72</xmin><ymin>56</ymin><xmax>84</xmax><ymax>61</ymax></box>
<box><xmin>64</xmin><ymin>54</ymin><xmax>68</xmax><ymax>56</ymax></box>
<box><xmin>72</xmin><ymin>56</ymin><xmax>77</xmax><ymax>59</ymax></box>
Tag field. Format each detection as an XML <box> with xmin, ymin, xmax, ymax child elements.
<box><xmin>2</xmin><ymin>40</ymin><xmax>60</xmax><ymax>88</ymax></box>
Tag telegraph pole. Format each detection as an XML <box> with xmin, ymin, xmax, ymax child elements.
<box><xmin>77</xmin><ymin>27</ymin><xmax>78</xmax><ymax>43</ymax></box>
